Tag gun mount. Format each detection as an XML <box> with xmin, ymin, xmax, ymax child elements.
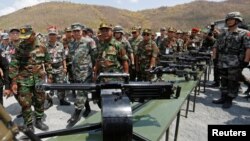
<box><xmin>33</xmin><ymin>73</ymin><xmax>181</xmax><ymax>141</ymax></box>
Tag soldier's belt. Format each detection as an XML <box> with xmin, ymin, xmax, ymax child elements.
<box><xmin>100</xmin><ymin>61</ymin><xmax>115</xmax><ymax>68</ymax></box>
<box><xmin>23</xmin><ymin>65</ymin><xmax>42</xmax><ymax>72</ymax></box>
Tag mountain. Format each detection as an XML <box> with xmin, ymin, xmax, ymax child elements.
<box><xmin>0</xmin><ymin>0</ymin><xmax>249</xmax><ymax>33</ymax></box>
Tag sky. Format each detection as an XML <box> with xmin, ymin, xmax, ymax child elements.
<box><xmin>0</xmin><ymin>0</ymin><xmax>226</xmax><ymax>16</ymax></box>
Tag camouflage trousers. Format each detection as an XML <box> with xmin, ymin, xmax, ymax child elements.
<box><xmin>138</xmin><ymin>66</ymin><xmax>154</xmax><ymax>81</ymax></box>
<box><xmin>52</xmin><ymin>73</ymin><xmax>66</xmax><ymax>100</ymax></box>
<box><xmin>74</xmin><ymin>79</ymin><xmax>91</xmax><ymax>110</ymax></box>
<box><xmin>219</xmin><ymin>68</ymin><xmax>241</xmax><ymax>98</ymax></box>
<box><xmin>16</xmin><ymin>85</ymin><xmax>45</xmax><ymax>126</ymax></box>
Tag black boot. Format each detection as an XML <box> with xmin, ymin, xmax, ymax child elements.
<box><xmin>222</xmin><ymin>97</ymin><xmax>233</xmax><ymax>109</ymax></box>
<box><xmin>208</xmin><ymin>82</ymin><xmax>219</xmax><ymax>87</ymax></box>
<box><xmin>27</xmin><ymin>124</ymin><xmax>34</xmax><ymax>133</ymax></box>
<box><xmin>212</xmin><ymin>94</ymin><xmax>226</xmax><ymax>104</ymax></box>
<box><xmin>60</xmin><ymin>99</ymin><xmax>71</xmax><ymax>106</ymax></box>
<box><xmin>83</xmin><ymin>100</ymin><xmax>91</xmax><ymax>117</ymax></box>
<box><xmin>35</xmin><ymin>119</ymin><xmax>49</xmax><ymax>131</ymax></box>
<box><xmin>67</xmin><ymin>109</ymin><xmax>82</xmax><ymax>128</ymax></box>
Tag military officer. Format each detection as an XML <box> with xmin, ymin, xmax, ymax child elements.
<box><xmin>8</xmin><ymin>25</ymin><xmax>52</xmax><ymax>132</ymax></box>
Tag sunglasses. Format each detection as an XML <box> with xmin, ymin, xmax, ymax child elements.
<box><xmin>132</xmin><ymin>32</ymin><xmax>137</xmax><ymax>34</ymax></box>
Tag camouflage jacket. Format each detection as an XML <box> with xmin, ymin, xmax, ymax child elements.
<box><xmin>9</xmin><ymin>38</ymin><xmax>52</xmax><ymax>86</ymax></box>
<box><xmin>214</xmin><ymin>27</ymin><xmax>250</xmax><ymax>68</ymax></box>
<box><xmin>137</xmin><ymin>39</ymin><xmax>159</xmax><ymax>69</ymax></box>
<box><xmin>46</xmin><ymin>41</ymin><xmax>65</xmax><ymax>74</ymax></box>
<box><xmin>72</xmin><ymin>36</ymin><xmax>97</xmax><ymax>82</ymax></box>
<box><xmin>128</xmin><ymin>36</ymin><xmax>143</xmax><ymax>55</ymax></box>
<box><xmin>96</xmin><ymin>38</ymin><xmax>128</xmax><ymax>73</ymax></box>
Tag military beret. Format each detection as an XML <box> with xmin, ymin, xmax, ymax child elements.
<box><xmin>191</xmin><ymin>27</ymin><xmax>200</xmax><ymax>32</ymax></box>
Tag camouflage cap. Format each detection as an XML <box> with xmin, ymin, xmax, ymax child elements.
<box><xmin>71</xmin><ymin>23</ymin><xmax>83</xmax><ymax>31</ymax></box>
<box><xmin>48</xmin><ymin>27</ymin><xmax>58</xmax><ymax>35</ymax></box>
<box><xmin>99</xmin><ymin>23</ymin><xmax>112</xmax><ymax>30</ymax></box>
<box><xmin>176</xmin><ymin>30</ymin><xmax>183</xmax><ymax>34</ymax></box>
<box><xmin>2</xmin><ymin>33</ymin><xmax>9</xmax><ymax>40</ymax></box>
<box><xmin>160</xmin><ymin>27</ymin><xmax>166</xmax><ymax>31</ymax></box>
<box><xmin>131</xmin><ymin>26</ymin><xmax>141</xmax><ymax>32</ymax></box>
<box><xmin>9</xmin><ymin>27</ymin><xmax>20</xmax><ymax>33</ymax></box>
<box><xmin>168</xmin><ymin>27</ymin><xmax>176</xmax><ymax>32</ymax></box>
<box><xmin>142</xmin><ymin>28</ymin><xmax>152</xmax><ymax>34</ymax></box>
<box><xmin>19</xmin><ymin>25</ymin><xmax>33</xmax><ymax>39</ymax></box>
<box><xmin>64</xmin><ymin>27</ymin><xmax>72</xmax><ymax>32</ymax></box>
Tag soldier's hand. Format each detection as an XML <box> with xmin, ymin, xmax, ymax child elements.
<box><xmin>11</xmin><ymin>84</ymin><xmax>18</xmax><ymax>94</ymax></box>
<box><xmin>3</xmin><ymin>90</ymin><xmax>12</xmax><ymax>98</ymax></box>
<box><xmin>63</xmin><ymin>68</ymin><xmax>67</xmax><ymax>74</ymax></box>
<box><xmin>0</xmin><ymin>68</ymin><xmax>3</xmax><ymax>77</ymax></box>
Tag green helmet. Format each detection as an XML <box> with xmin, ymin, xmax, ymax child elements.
<box><xmin>113</xmin><ymin>25</ymin><xmax>124</xmax><ymax>34</ymax></box>
<box><xmin>225</xmin><ymin>11</ymin><xmax>243</xmax><ymax>22</ymax></box>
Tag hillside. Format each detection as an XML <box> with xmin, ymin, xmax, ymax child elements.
<box><xmin>0</xmin><ymin>0</ymin><xmax>249</xmax><ymax>33</ymax></box>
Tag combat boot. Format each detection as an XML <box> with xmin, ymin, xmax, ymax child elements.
<box><xmin>27</xmin><ymin>124</ymin><xmax>34</xmax><ymax>133</ymax></box>
<box><xmin>60</xmin><ymin>99</ymin><xmax>71</xmax><ymax>106</ymax></box>
<box><xmin>222</xmin><ymin>97</ymin><xmax>233</xmax><ymax>109</ymax></box>
<box><xmin>67</xmin><ymin>109</ymin><xmax>82</xmax><ymax>128</ymax></box>
<box><xmin>82</xmin><ymin>100</ymin><xmax>91</xmax><ymax>117</ymax></box>
<box><xmin>212</xmin><ymin>94</ymin><xmax>226</xmax><ymax>104</ymax></box>
<box><xmin>35</xmin><ymin>119</ymin><xmax>49</xmax><ymax>131</ymax></box>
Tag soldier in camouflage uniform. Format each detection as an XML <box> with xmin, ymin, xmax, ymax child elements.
<box><xmin>93</xmin><ymin>23</ymin><xmax>129</xmax><ymax>81</ymax></box>
<box><xmin>212</xmin><ymin>12</ymin><xmax>250</xmax><ymax>108</ymax></box>
<box><xmin>8</xmin><ymin>25</ymin><xmax>51</xmax><ymax>132</ymax></box>
<box><xmin>113</xmin><ymin>25</ymin><xmax>135</xmax><ymax>80</ymax></box>
<box><xmin>46</xmin><ymin>26</ymin><xmax>70</xmax><ymax>106</ymax></box>
<box><xmin>136</xmin><ymin>28</ymin><xmax>159</xmax><ymax>81</ymax></box>
<box><xmin>67</xmin><ymin>23</ymin><xmax>97</xmax><ymax>127</ymax></box>
<box><xmin>187</xmin><ymin>28</ymin><xmax>203</xmax><ymax>50</ymax></box>
<box><xmin>128</xmin><ymin>26</ymin><xmax>142</xmax><ymax>80</ymax></box>
<box><xmin>156</xmin><ymin>27</ymin><xmax>167</xmax><ymax>47</ymax></box>
<box><xmin>159</xmin><ymin>27</ymin><xmax>177</xmax><ymax>55</ymax></box>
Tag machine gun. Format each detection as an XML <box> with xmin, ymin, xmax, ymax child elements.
<box><xmin>0</xmin><ymin>104</ymin><xmax>41</xmax><ymax>141</ymax></box>
<box><xmin>33</xmin><ymin>73</ymin><xmax>181</xmax><ymax>141</ymax></box>
<box><xmin>148</xmin><ymin>66</ymin><xmax>198</xmax><ymax>81</ymax></box>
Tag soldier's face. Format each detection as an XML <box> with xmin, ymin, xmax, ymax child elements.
<box><xmin>49</xmin><ymin>34</ymin><xmax>57</xmax><ymax>42</ymax></box>
<box><xmin>10</xmin><ymin>31</ymin><xmax>20</xmax><ymax>41</ymax></box>
<box><xmin>114</xmin><ymin>32</ymin><xmax>122</xmax><ymax>39</ymax></box>
<box><xmin>72</xmin><ymin>30</ymin><xmax>82</xmax><ymax>40</ymax></box>
<box><xmin>100</xmin><ymin>28</ymin><xmax>112</xmax><ymax>40</ymax></box>
<box><xmin>65</xmin><ymin>31</ymin><xmax>72</xmax><ymax>38</ymax></box>
<box><xmin>160</xmin><ymin>30</ymin><xmax>166</xmax><ymax>35</ymax></box>
<box><xmin>132</xmin><ymin>31</ymin><xmax>139</xmax><ymax>38</ymax></box>
<box><xmin>142</xmin><ymin>33</ymin><xmax>150</xmax><ymax>41</ymax></box>
<box><xmin>226</xmin><ymin>18</ymin><xmax>237</xmax><ymax>27</ymax></box>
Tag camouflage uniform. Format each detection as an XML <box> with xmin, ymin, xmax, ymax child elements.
<box><xmin>72</xmin><ymin>36</ymin><xmax>96</xmax><ymax>109</ymax></box>
<box><xmin>46</xmin><ymin>41</ymin><xmax>66</xmax><ymax>101</ymax></box>
<box><xmin>137</xmin><ymin>29</ymin><xmax>159</xmax><ymax>81</ymax></box>
<box><xmin>9</xmin><ymin>26</ymin><xmax>51</xmax><ymax>129</ymax></box>
<box><xmin>128</xmin><ymin>27</ymin><xmax>142</xmax><ymax>80</ymax></box>
<box><xmin>213</xmin><ymin>12</ymin><xmax>250</xmax><ymax>108</ymax></box>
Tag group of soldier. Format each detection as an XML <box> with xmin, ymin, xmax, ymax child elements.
<box><xmin>0</xmin><ymin>11</ymin><xmax>250</xmax><ymax>133</ymax></box>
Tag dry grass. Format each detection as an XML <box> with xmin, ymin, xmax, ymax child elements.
<box><xmin>0</xmin><ymin>0</ymin><xmax>249</xmax><ymax>33</ymax></box>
